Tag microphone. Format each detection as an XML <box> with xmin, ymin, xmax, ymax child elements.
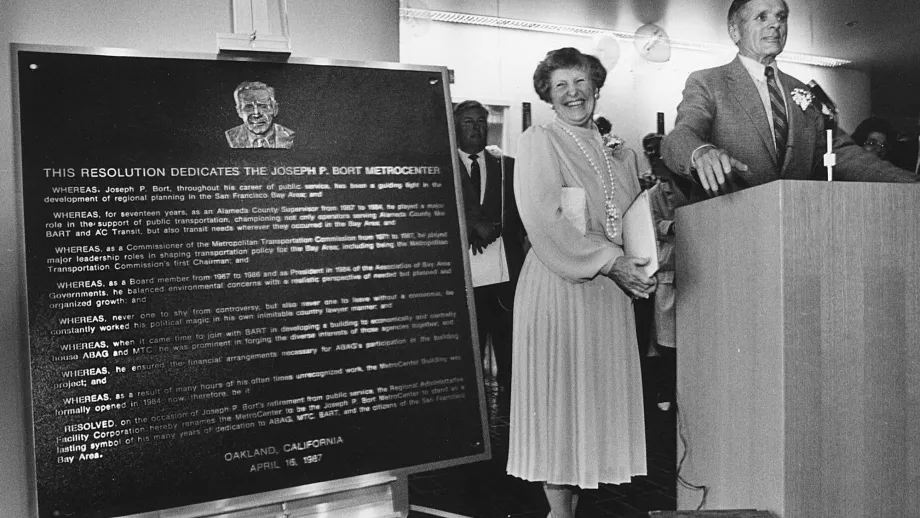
<box><xmin>808</xmin><ymin>80</ymin><xmax>837</xmax><ymax>131</ymax></box>
<box><xmin>809</xmin><ymin>80</ymin><xmax>837</xmax><ymax>180</ymax></box>
<box><xmin>807</xmin><ymin>80</ymin><xmax>837</xmax><ymax>113</ymax></box>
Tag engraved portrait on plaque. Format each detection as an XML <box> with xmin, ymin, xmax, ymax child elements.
<box><xmin>225</xmin><ymin>81</ymin><xmax>295</xmax><ymax>149</ymax></box>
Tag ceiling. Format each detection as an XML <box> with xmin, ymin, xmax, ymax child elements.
<box><xmin>795</xmin><ymin>0</ymin><xmax>920</xmax><ymax>75</ymax></box>
<box><xmin>804</xmin><ymin>0</ymin><xmax>920</xmax><ymax>121</ymax></box>
<box><xmin>415</xmin><ymin>0</ymin><xmax>920</xmax><ymax>121</ymax></box>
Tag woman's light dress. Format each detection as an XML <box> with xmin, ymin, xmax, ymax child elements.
<box><xmin>506</xmin><ymin>118</ymin><xmax>647</xmax><ymax>488</ymax></box>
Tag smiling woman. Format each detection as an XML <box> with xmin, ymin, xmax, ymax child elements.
<box><xmin>507</xmin><ymin>47</ymin><xmax>655</xmax><ymax>518</ymax></box>
<box><xmin>548</xmin><ymin>67</ymin><xmax>596</xmax><ymax>128</ymax></box>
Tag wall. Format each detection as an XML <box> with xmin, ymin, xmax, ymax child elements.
<box><xmin>872</xmin><ymin>69</ymin><xmax>920</xmax><ymax>133</ymax></box>
<box><xmin>400</xmin><ymin>4</ymin><xmax>871</xmax><ymax>161</ymax></box>
<box><xmin>0</xmin><ymin>1</ymin><xmax>399</xmax><ymax>516</ymax></box>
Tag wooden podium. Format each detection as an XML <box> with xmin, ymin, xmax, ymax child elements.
<box><xmin>674</xmin><ymin>181</ymin><xmax>920</xmax><ymax>517</ymax></box>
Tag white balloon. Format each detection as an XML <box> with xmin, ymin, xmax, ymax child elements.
<box><xmin>591</xmin><ymin>33</ymin><xmax>621</xmax><ymax>71</ymax></box>
<box><xmin>634</xmin><ymin>23</ymin><xmax>671</xmax><ymax>63</ymax></box>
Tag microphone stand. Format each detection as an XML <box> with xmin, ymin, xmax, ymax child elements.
<box><xmin>808</xmin><ymin>80</ymin><xmax>839</xmax><ymax>181</ymax></box>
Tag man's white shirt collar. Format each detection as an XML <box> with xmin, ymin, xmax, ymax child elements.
<box><xmin>738</xmin><ymin>54</ymin><xmax>781</xmax><ymax>86</ymax></box>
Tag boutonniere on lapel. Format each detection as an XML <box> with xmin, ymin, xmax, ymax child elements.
<box><xmin>790</xmin><ymin>88</ymin><xmax>814</xmax><ymax>112</ymax></box>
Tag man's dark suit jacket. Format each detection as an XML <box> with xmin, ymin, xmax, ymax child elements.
<box><xmin>662</xmin><ymin>56</ymin><xmax>916</xmax><ymax>190</ymax></box>
<box><xmin>458</xmin><ymin>151</ymin><xmax>525</xmax><ymax>288</ymax></box>
<box><xmin>225</xmin><ymin>123</ymin><xmax>295</xmax><ymax>149</ymax></box>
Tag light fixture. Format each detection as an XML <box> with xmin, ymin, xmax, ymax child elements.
<box><xmin>400</xmin><ymin>8</ymin><xmax>852</xmax><ymax>68</ymax></box>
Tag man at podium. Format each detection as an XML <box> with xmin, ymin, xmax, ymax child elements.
<box><xmin>661</xmin><ymin>0</ymin><xmax>918</xmax><ymax>196</ymax></box>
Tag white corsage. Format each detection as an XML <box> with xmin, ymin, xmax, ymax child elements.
<box><xmin>790</xmin><ymin>88</ymin><xmax>814</xmax><ymax>111</ymax></box>
<box><xmin>602</xmin><ymin>133</ymin><xmax>625</xmax><ymax>151</ymax></box>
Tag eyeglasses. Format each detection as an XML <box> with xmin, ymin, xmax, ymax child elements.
<box><xmin>864</xmin><ymin>138</ymin><xmax>888</xmax><ymax>149</ymax></box>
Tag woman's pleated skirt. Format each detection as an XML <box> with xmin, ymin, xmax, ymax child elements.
<box><xmin>506</xmin><ymin>253</ymin><xmax>647</xmax><ymax>488</ymax></box>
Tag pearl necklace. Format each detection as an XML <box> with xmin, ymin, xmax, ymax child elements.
<box><xmin>555</xmin><ymin>122</ymin><xmax>620</xmax><ymax>240</ymax></box>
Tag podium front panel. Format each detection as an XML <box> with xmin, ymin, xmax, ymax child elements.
<box><xmin>675</xmin><ymin>181</ymin><xmax>920</xmax><ymax>517</ymax></box>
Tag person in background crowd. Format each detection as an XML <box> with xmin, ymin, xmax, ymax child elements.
<box><xmin>642</xmin><ymin>134</ymin><xmax>664</xmax><ymax>175</ymax></box>
<box><xmin>645</xmin><ymin>175</ymin><xmax>688</xmax><ymax>411</ymax></box>
<box><xmin>640</xmin><ymin>133</ymin><xmax>666</xmax><ymax>189</ymax></box>
<box><xmin>634</xmin><ymin>132</ymin><xmax>666</xmax><ymax>386</ymax></box>
<box><xmin>631</xmin><ymin>132</ymin><xmax>669</xmax><ymax>364</ymax></box>
<box><xmin>594</xmin><ymin>114</ymin><xmax>613</xmax><ymax>138</ymax></box>
<box><xmin>661</xmin><ymin>0</ymin><xmax>917</xmax><ymax>198</ymax></box>
<box><xmin>507</xmin><ymin>47</ymin><xmax>655</xmax><ymax>518</ymax></box>
<box><xmin>454</xmin><ymin>100</ymin><xmax>525</xmax><ymax>394</ymax></box>
<box><xmin>851</xmin><ymin>117</ymin><xmax>895</xmax><ymax>162</ymax></box>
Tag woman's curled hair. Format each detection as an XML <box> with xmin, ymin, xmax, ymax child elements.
<box><xmin>533</xmin><ymin>47</ymin><xmax>607</xmax><ymax>104</ymax></box>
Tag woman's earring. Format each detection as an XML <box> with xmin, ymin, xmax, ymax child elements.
<box><xmin>594</xmin><ymin>92</ymin><xmax>600</xmax><ymax>100</ymax></box>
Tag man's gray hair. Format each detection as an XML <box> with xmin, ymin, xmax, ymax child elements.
<box><xmin>728</xmin><ymin>0</ymin><xmax>788</xmax><ymax>25</ymax></box>
<box><xmin>233</xmin><ymin>81</ymin><xmax>276</xmax><ymax>107</ymax></box>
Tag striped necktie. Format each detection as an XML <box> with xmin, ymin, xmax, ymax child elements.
<box><xmin>765</xmin><ymin>66</ymin><xmax>788</xmax><ymax>170</ymax></box>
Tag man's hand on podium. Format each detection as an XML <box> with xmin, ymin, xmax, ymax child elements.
<box><xmin>692</xmin><ymin>146</ymin><xmax>750</xmax><ymax>196</ymax></box>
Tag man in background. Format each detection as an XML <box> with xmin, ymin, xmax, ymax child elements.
<box><xmin>226</xmin><ymin>81</ymin><xmax>295</xmax><ymax>149</ymax></box>
<box><xmin>642</xmin><ymin>132</ymin><xmax>667</xmax><ymax>186</ymax></box>
<box><xmin>454</xmin><ymin>100</ymin><xmax>524</xmax><ymax>393</ymax></box>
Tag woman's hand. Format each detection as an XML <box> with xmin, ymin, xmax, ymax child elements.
<box><xmin>608</xmin><ymin>256</ymin><xmax>657</xmax><ymax>299</ymax></box>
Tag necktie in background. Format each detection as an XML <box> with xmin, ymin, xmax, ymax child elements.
<box><xmin>765</xmin><ymin>66</ymin><xmax>788</xmax><ymax>170</ymax></box>
<box><xmin>469</xmin><ymin>154</ymin><xmax>481</xmax><ymax>197</ymax></box>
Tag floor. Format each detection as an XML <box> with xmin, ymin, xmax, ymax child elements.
<box><xmin>408</xmin><ymin>360</ymin><xmax>681</xmax><ymax>518</ymax></box>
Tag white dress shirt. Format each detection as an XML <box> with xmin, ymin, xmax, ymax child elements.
<box><xmin>458</xmin><ymin>149</ymin><xmax>487</xmax><ymax>204</ymax></box>
<box><xmin>737</xmin><ymin>53</ymin><xmax>787</xmax><ymax>150</ymax></box>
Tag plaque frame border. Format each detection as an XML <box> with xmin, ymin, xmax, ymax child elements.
<box><xmin>10</xmin><ymin>42</ymin><xmax>490</xmax><ymax>518</ymax></box>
